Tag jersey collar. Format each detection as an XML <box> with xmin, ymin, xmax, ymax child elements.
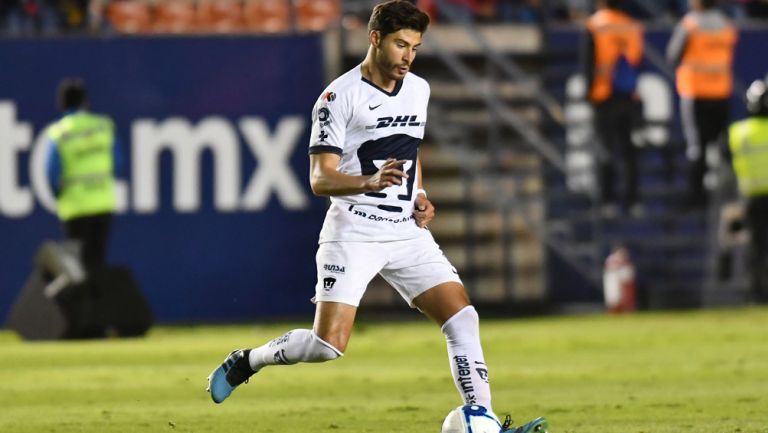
<box><xmin>361</xmin><ymin>76</ymin><xmax>403</xmax><ymax>97</ymax></box>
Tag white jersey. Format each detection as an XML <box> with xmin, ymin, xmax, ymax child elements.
<box><xmin>309</xmin><ymin>64</ymin><xmax>430</xmax><ymax>243</ymax></box>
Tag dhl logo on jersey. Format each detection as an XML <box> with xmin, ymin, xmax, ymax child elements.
<box><xmin>365</xmin><ymin>115</ymin><xmax>426</xmax><ymax>130</ymax></box>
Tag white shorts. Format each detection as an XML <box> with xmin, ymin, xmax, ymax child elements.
<box><xmin>314</xmin><ymin>230</ymin><xmax>462</xmax><ymax>307</ymax></box>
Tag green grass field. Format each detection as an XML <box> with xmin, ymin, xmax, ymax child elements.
<box><xmin>1</xmin><ymin>307</ymin><xmax>767</xmax><ymax>433</ymax></box>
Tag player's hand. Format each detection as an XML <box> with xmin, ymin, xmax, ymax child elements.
<box><xmin>413</xmin><ymin>193</ymin><xmax>434</xmax><ymax>228</ymax></box>
<box><xmin>364</xmin><ymin>158</ymin><xmax>408</xmax><ymax>192</ymax></box>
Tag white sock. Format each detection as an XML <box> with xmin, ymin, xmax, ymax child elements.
<box><xmin>442</xmin><ymin>306</ymin><xmax>492</xmax><ymax>410</ymax></box>
<box><xmin>248</xmin><ymin>329</ymin><xmax>342</xmax><ymax>372</ymax></box>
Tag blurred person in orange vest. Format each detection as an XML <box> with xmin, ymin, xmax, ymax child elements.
<box><xmin>667</xmin><ymin>0</ymin><xmax>737</xmax><ymax>209</ymax></box>
<box><xmin>582</xmin><ymin>0</ymin><xmax>644</xmax><ymax>217</ymax></box>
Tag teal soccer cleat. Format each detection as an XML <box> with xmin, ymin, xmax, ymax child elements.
<box><xmin>502</xmin><ymin>415</ymin><xmax>549</xmax><ymax>433</ymax></box>
<box><xmin>207</xmin><ymin>349</ymin><xmax>255</xmax><ymax>404</ymax></box>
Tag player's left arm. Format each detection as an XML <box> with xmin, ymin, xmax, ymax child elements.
<box><xmin>413</xmin><ymin>156</ymin><xmax>435</xmax><ymax>228</ymax></box>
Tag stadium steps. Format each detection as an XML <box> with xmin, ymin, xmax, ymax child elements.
<box><xmin>537</xmin><ymin>31</ymin><xmax>751</xmax><ymax>308</ymax></box>
<box><xmin>541</xmin><ymin>131</ymin><xmax>723</xmax><ymax>308</ymax></box>
<box><xmin>419</xmin><ymin>138</ymin><xmax>547</xmax><ymax>304</ymax></box>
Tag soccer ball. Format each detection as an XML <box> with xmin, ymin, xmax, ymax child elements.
<box><xmin>441</xmin><ymin>404</ymin><xmax>503</xmax><ymax>433</ymax></box>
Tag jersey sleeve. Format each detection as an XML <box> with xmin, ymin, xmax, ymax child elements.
<box><xmin>421</xmin><ymin>78</ymin><xmax>431</xmax><ymax>124</ymax></box>
<box><xmin>308</xmin><ymin>88</ymin><xmax>349</xmax><ymax>156</ymax></box>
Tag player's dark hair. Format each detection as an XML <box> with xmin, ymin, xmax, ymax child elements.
<box><xmin>700</xmin><ymin>0</ymin><xmax>718</xmax><ymax>8</ymax></box>
<box><xmin>604</xmin><ymin>0</ymin><xmax>623</xmax><ymax>8</ymax></box>
<box><xmin>57</xmin><ymin>77</ymin><xmax>89</xmax><ymax>111</ymax></box>
<box><xmin>368</xmin><ymin>0</ymin><xmax>429</xmax><ymax>38</ymax></box>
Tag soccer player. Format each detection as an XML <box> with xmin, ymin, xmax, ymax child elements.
<box><xmin>207</xmin><ymin>2</ymin><xmax>547</xmax><ymax>431</ymax></box>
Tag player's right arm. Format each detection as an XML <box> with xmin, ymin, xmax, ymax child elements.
<box><xmin>309</xmin><ymin>154</ymin><xmax>408</xmax><ymax>197</ymax></box>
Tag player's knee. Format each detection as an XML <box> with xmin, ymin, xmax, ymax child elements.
<box><xmin>323</xmin><ymin>337</ymin><xmax>348</xmax><ymax>354</ymax></box>
<box><xmin>313</xmin><ymin>328</ymin><xmax>350</xmax><ymax>354</ymax></box>
<box><xmin>308</xmin><ymin>331</ymin><xmax>344</xmax><ymax>362</ymax></box>
<box><xmin>441</xmin><ymin>305</ymin><xmax>480</xmax><ymax>343</ymax></box>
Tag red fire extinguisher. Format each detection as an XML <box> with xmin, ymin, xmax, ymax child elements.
<box><xmin>603</xmin><ymin>246</ymin><xmax>636</xmax><ymax>313</ymax></box>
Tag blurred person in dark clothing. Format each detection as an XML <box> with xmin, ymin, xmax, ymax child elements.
<box><xmin>2</xmin><ymin>0</ymin><xmax>60</xmax><ymax>35</ymax></box>
<box><xmin>1</xmin><ymin>0</ymin><xmax>91</xmax><ymax>34</ymax></box>
<box><xmin>58</xmin><ymin>0</ymin><xmax>89</xmax><ymax>31</ymax></box>
<box><xmin>582</xmin><ymin>0</ymin><xmax>644</xmax><ymax>217</ymax></box>
<box><xmin>744</xmin><ymin>0</ymin><xmax>768</xmax><ymax>18</ymax></box>
<box><xmin>667</xmin><ymin>0</ymin><xmax>738</xmax><ymax>209</ymax></box>
<box><xmin>728</xmin><ymin>78</ymin><xmax>768</xmax><ymax>303</ymax></box>
<box><xmin>497</xmin><ymin>0</ymin><xmax>544</xmax><ymax>22</ymax></box>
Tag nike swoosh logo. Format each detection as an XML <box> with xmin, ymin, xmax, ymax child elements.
<box><xmin>369</xmin><ymin>103</ymin><xmax>382</xmax><ymax>110</ymax></box>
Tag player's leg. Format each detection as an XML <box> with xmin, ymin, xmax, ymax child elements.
<box><xmin>413</xmin><ymin>282</ymin><xmax>492</xmax><ymax>410</ymax></box>
<box><xmin>208</xmin><ymin>241</ymin><xmax>382</xmax><ymax>403</ymax></box>
<box><xmin>405</xmin><ymin>268</ymin><xmax>548</xmax><ymax>432</ymax></box>
<box><xmin>411</xmin><ymin>280</ymin><xmax>469</xmax><ymax>324</ymax></box>
<box><xmin>380</xmin><ymin>233</ymin><xmax>491</xmax><ymax>409</ymax></box>
<box><xmin>382</xmin><ymin>233</ymin><xmax>548</xmax><ymax>433</ymax></box>
<box><xmin>232</xmin><ymin>301</ymin><xmax>356</xmax><ymax>376</ymax></box>
<box><xmin>207</xmin><ymin>304</ymin><xmax>349</xmax><ymax>404</ymax></box>
<box><xmin>312</xmin><ymin>300</ymin><xmax>357</xmax><ymax>352</ymax></box>
<box><xmin>246</xmin><ymin>300</ymin><xmax>353</xmax><ymax>373</ymax></box>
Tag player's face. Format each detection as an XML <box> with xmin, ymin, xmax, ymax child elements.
<box><xmin>374</xmin><ymin>29</ymin><xmax>422</xmax><ymax>81</ymax></box>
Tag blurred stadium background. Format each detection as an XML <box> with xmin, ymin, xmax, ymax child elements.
<box><xmin>2</xmin><ymin>0</ymin><xmax>768</xmax><ymax>328</ymax></box>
